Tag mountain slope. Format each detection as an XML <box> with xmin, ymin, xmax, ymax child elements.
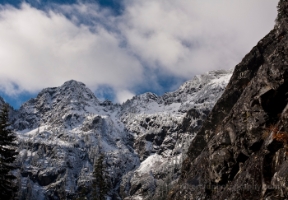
<box><xmin>119</xmin><ymin>70</ymin><xmax>231</xmax><ymax>199</ymax></box>
<box><xmin>168</xmin><ymin>1</ymin><xmax>288</xmax><ymax>199</ymax></box>
<box><xmin>7</xmin><ymin>70</ymin><xmax>231</xmax><ymax>199</ymax></box>
<box><xmin>14</xmin><ymin>80</ymin><xmax>139</xmax><ymax>199</ymax></box>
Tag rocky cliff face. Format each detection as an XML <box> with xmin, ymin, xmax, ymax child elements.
<box><xmin>168</xmin><ymin>1</ymin><xmax>288</xmax><ymax>199</ymax></box>
<box><xmin>6</xmin><ymin>70</ymin><xmax>231</xmax><ymax>199</ymax></box>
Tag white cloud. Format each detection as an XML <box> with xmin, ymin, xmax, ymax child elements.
<box><xmin>120</xmin><ymin>0</ymin><xmax>278</xmax><ymax>77</ymax></box>
<box><xmin>0</xmin><ymin>0</ymin><xmax>279</xmax><ymax>103</ymax></box>
<box><xmin>0</xmin><ymin>3</ymin><xmax>143</xmax><ymax>98</ymax></box>
<box><xmin>116</xmin><ymin>89</ymin><xmax>135</xmax><ymax>103</ymax></box>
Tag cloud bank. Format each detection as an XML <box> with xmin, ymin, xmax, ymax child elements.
<box><xmin>0</xmin><ymin>4</ymin><xmax>143</xmax><ymax>102</ymax></box>
<box><xmin>0</xmin><ymin>0</ymin><xmax>278</xmax><ymax>103</ymax></box>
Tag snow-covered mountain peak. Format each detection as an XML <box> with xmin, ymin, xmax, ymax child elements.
<box><xmin>52</xmin><ymin>79</ymin><xmax>99</xmax><ymax>104</ymax></box>
<box><xmin>7</xmin><ymin>69</ymin><xmax>233</xmax><ymax>199</ymax></box>
<box><xmin>62</xmin><ymin>79</ymin><xmax>86</xmax><ymax>87</ymax></box>
<box><xmin>131</xmin><ymin>92</ymin><xmax>160</xmax><ymax>104</ymax></box>
<box><xmin>13</xmin><ymin>80</ymin><xmax>103</xmax><ymax>131</ymax></box>
<box><xmin>138</xmin><ymin>92</ymin><xmax>159</xmax><ymax>101</ymax></box>
<box><xmin>12</xmin><ymin>81</ymin><xmax>140</xmax><ymax>199</ymax></box>
<box><xmin>29</xmin><ymin>79</ymin><xmax>99</xmax><ymax>108</ymax></box>
<box><xmin>177</xmin><ymin>69</ymin><xmax>231</xmax><ymax>93</ymax></box>
<box><xmin>119</xmin><ymin>69</ymin><xmax>232</xmax><ymax>118</ymax></box>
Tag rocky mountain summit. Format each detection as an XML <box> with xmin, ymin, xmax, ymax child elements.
<box><xmin>3</xmin><ymin>70</ymin><xmax>231</xmax><ymax>199</ymax></box>
<box><xmin>168</xmin><ymin>1</ymin><xmax>288</xmax><ymax>199</ymax></box>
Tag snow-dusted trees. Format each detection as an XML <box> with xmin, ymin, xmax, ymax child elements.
<box><xmin>92</xmin><ymin>153</ymin><xmax>109</xmax><ymax>200</ymax></box>
<box><xmin>0</xmin><ymin>104</ymin><xmax>18</xmax><ymax>199</ymax></box>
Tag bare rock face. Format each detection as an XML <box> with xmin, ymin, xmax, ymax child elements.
<box><xmin>168</xmin><ymin>1</ymin><xmax>288</xmax><ymax>199</ymax></box>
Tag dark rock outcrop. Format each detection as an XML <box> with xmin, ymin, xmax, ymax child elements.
<box><xmin>168</xmin><ymin>1</ymin><xmax>288</xmax><ymax>199</ymax></box>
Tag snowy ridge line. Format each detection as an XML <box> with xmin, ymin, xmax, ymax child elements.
<box><xmin>3</xmin><ymin>69</ymin><xmax>232</xmax><ymax>199</ymax></box>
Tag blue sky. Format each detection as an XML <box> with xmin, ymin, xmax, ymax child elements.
<box><xmin>0</xmin><ymin>0</ymin><xmax>279</xmax><ymax>108</ymax></box>
<box><xmin>0</xmin><ymin>0</ymin><xmax>122</xmax><ymax>9</ymax></box>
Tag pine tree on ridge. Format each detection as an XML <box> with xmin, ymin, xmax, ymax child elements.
<box><xmin>0</xmin><ymin>103</ymin><xmax>18</xmax><ymax>200</ymax></box>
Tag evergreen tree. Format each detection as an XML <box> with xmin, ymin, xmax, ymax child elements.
<box><xmin>92</xmin><ymin>153</ymin><xmax>109</xmax><ymax>200</ymax></box>
<box><xmin>74</xmin><ymin>186</ymin><xmax>88</xmax><ymax>200</ymax></box>
<box><xmin>0</xmin><ymin>103</ymin><xmax>18</xmax><ymax>199</ymax></box>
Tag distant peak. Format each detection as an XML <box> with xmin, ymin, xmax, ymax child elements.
<box><xmin>137</xmin><ymin>92</ymin><xmax>159</xmax><ymax>101</ymax></box>
<box><xmin>62</xmin><ymin>80</ymin><xmax>86</xmax><ymax>87</ymax></box>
